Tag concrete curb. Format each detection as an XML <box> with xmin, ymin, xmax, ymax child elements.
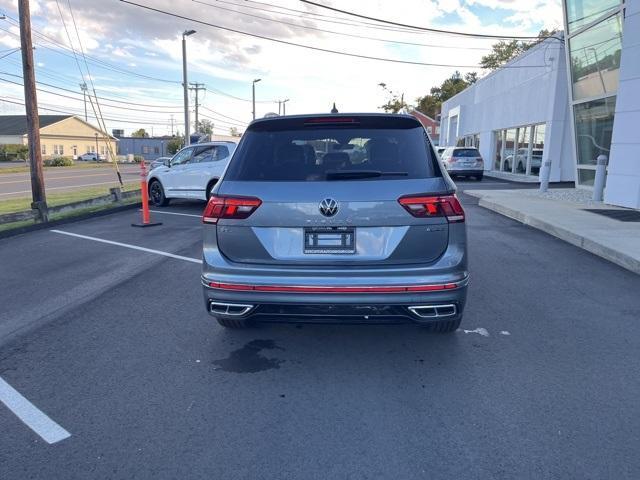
<box><xmin>468</xmin><ymin>193</ymin><xmax>640</xmax><ymax>275</ymax></box>
<box><xmin>0</xmin><ymin>202</ymin><xmax>140</xmax><ymax>240</ymax></box>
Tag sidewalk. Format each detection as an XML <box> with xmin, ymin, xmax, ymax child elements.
<box><xmin>464</xmin><ymin>188</ymin><xmax>640</xmax><ymax>274</ymax></box>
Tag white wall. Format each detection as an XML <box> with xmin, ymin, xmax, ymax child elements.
<box><xmin>440</xmin><ymin>36</ymin><xmax>575</xmax><ymax>182</ymax></box>
<box><xmin>0</xmin><ymin>135</ymin><xmax>24</xmax><ymax>145</ymax></box>
<box><xmin>604</xmin><ymin>0</ymin><xmax>640</xmax><ymax>209</ymax></box>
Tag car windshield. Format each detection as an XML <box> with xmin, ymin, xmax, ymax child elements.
<box><xmin>453</xmin><ymin>148</ymin><xmax>480</xmax><ymax>157</ymax></box>
<box><xmin>224</xmin><ymin>125</ymin><xmax>437</xmax><ymax>181</ymax></box>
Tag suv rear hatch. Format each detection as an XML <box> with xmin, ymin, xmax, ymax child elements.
<box><xmin>206</xmin><ymin>115</ymin><xmax>461</xmax><ymax>266</ymax></box>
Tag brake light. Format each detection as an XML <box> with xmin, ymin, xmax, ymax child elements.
<box><xmin>398</xmin><ymin>194</ymin><xmax>465</xmax><ymax>223</ymax></box>
<box><xmin>202</xmin><ymin>195</ymin><xmax>262</xmax><ymax>223</ymax></box>
<box><xmin>304</xmin><ymin>117</ymin><xmax>357</xmax><ymax>124</ymax></box>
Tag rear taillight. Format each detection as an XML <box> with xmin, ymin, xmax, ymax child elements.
<box><xmin>202</xmin><ymin>195</ymin><xmax>262</xmax><ymax>224</ymax></box>
<box><xmin>398</xmin><ymin>194</ymin><xmax>465</xmax><ymax>223</ymax></box>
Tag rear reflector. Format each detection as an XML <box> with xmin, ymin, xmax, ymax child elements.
<box><xmin>398</xmin><ymin>194</ymin><xmax>465</xmax><ymax>223</ymax></box>
<box><xmin>202</xmin><ymin>195</ymin><xmax>262</xmax><ymax>223</ymax></box>
<box><xmin>206</xmin><ymin>282</ymin><xmax>459</xmax><ymax>293</ymax></box>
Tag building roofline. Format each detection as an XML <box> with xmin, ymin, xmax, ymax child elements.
<box><xmin>411</xmin><ymin>109</ymin><xmax>438</xmax><ymax>123</ymax></box>
<box><xmin>442</xmin><ymin>33</ymin><xmax>565</xmax><ymax>109</ymax></box>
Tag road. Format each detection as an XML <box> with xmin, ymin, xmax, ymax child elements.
<box><xmin>0</xmin><ymin>179</ymin><xmax>638</xmax><ymax>479</ymax></box>
<box><xmin>0</xmin><ymin>164</ymin><xmax>140</xmax><ymax>198</ymax></box>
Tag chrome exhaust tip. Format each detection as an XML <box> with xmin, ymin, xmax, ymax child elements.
<box><xmin>209</xmin><ymin>302</ymin><xmax>254</xmax><ymax>317</ymax></box>
<box><xmin>408</xmin><ymin>304</ymin><xmax>457</xmax><ymax>319</ymax></box>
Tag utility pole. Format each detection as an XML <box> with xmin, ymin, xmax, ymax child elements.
<box><xmin>18</xmin><ymin>0</ymin><xmax>47</xmax><ymax>221</ymax></box>
<box><xmin>282</xmin><ymin>98</ymin><xmax>289</xmax><ymax>116</ymax></box>
<box><xmin>252</xmin><ymin>78</ymin><xmax>261</xmax><ymax>120</ymax></box>
<box><xmin>80</xmin><ymin>82</ymin><xmax>88</xmax><ymax>121</ymax></box>
<box><xmin>182</xmin><ymin>29</ymin><xmax>196</xmax><ymax>146</ymax></box>
<box><xmin>189</xmin><ymin>82</ymin><xmax>206</xmax><ymax>132</ymax></box>
<box><xmin>169</xmin><ymin>114</ymin><xmax>175</xmax><ymax>136</ymax></box>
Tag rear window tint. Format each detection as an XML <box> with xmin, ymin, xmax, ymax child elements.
<box><xmin>453</xmin><ymin>148</ymin><xmax>480</xmax><ymax>157</ymax></box>
<box><xmin>224</xmin><ymin>126</ymin><xmax>437</xmax><ymax>181</ymax></box>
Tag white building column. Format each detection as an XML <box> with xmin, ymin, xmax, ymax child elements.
<box><xmin>604</xmin><ymin>0</ymin><xmax>640</xmax><ymax>209</ymax></box>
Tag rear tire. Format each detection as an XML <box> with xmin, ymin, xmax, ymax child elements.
<box><xmin>426</xmin><ymin>316</ymin><xmax>462</xmax><ymax>333</ymax></box>
<box><xmin>206</xmin><ymin>179</ymin><xmax>218</xmax><ymax>201</ymax></box>
<box><xmin>149</xmin><ymin>179</ymin><xmax>169</xmax><ymax>207</ymax></box>
<box><xmin>215</xmin><ymin>316</ymin><xmax>252</xmax><ymax>329</ymax></box>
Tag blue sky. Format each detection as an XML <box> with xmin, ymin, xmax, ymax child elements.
<box><xmin>0</xmin><ymin>0</ymin><xmax>563</xmax><ymax>135</ymax></box>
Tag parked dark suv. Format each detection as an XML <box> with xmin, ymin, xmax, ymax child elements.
<box><xmin>201</xmin><ymin>114</ymin><xmax>468</xmax><ymax>332</ymax></box>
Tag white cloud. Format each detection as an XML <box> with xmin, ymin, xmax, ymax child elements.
<box><xmin>0</xmin><ymin>0</ymin><xmax>564</xmax><ymax>132</ymax></box>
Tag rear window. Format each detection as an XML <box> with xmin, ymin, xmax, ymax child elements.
<box><xmin>453</xmin><ymin>148</ymin><xmax>480</xmax><ymax>157</ymax></box>
<box><xmin>224</xmin><ymin>124</ymin><xmax>437</xmax><ymax>182</ymax></box>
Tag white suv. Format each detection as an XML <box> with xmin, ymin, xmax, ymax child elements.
<box><xmin>147</xmin><ymin>141</ymin><xmax>237</xmax><ymax>206</ymax></box>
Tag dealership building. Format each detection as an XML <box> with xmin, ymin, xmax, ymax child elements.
<box><xmin>440</xmin><ymin>0</ymin><xmax>640</xmax><ymax>209</ymax></box>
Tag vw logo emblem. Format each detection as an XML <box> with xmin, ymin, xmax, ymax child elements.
<box><xmin>319</xmin><ymin>198</ymin><xmax>339</xmax><ymax>217</ymax></box>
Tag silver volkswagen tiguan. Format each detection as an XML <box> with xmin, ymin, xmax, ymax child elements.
<box><xmin>201</xmin><ymin>114</ymin><xmax>468</xmax><ymax>332</ymax></box>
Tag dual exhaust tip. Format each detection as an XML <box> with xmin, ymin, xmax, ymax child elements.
<box><xmin>209</xmin><ymin>301</ymin><xmax>457</xmax><ymax>321</ymax></box>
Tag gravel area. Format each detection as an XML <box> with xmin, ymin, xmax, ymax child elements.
<box><xmin>520</xmin><ymin>188</ymin><xmax>612</xmax><ymax>207</ymax></box>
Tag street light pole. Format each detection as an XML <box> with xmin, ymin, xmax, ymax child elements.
<box><xmin>282</xmin><ymin>98</ymin><xmax>290</xmax><ymax>116</ymax></box>
<box><xmin>252</xmin><ymin>78</ymin><xmax>261</xmax><ymax>120</ymax></box>
<box><xmin>80</xmin><ymin>82</ymin><xmax>88</xmax><ymax>121</ymax></box>
<box><xmin>182</xmin><ymin>29</ymin><xmax>196</xmax><ymax>146</ymax></box>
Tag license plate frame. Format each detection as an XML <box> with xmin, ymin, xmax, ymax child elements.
<box><xmin>304</xmin><ymin>226</ymin><xmax>356</xmax><ymax>254</ymax></box>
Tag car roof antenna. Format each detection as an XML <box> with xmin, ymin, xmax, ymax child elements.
<box><xmin>330</xmin><ymin>102</ymin><xmax>338</xmax><ymax>114</ymax></box>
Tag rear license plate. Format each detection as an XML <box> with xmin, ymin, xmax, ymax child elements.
<box><xmin>304</xmin><ymin>227</ymin><xmax>356</xmax><ymax>254</ymax></box>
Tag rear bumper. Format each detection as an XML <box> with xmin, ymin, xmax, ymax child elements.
<box><xmin>202</xmin><ymin>276</ymin><xmax>468</xmax><ymax>324</ymax></box>
<box><xmin>446</xmin><ymin>168</ymin><xmax>483</xmax><ymax>175</ymax></box>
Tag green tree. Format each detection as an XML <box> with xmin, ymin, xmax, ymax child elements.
<box><xmin>131</xmin><ymin>128</ymin><xmax>149</xmax><ymax>138</ymax></box>
<box><xmin>415</xmin><ymin>94</ymin><xmax>440</xmax><ymax>119</ymax></box>
<box><xmin>197</xmin><ymin>119</ymin><xmax>214</xmax><ymax>135</ymax></box>
<box><xmin>414</xmin><ymin>71</ymin><xmax>476</xmax><ymax>119</ymax></box>
<box><xmin>229</xmin><ymin>127</ymin><xmax>241</xmax><ymax>137</ymax></box>
<box><xmin>464</xmin><ymin>72</ymin><xmax>478</xmax><ymax>84</ymax></box>
<box><xmin>480</xmin><ymin>29</ymin><xmax>559</xmax><ymax>70</ymax></box>
<box><xmin>167</xmin><ymin>137</ymin><xmax>184</xmax><ymax>155</ymax></box>
<box><xmin>378</xmin><ymin>83</ymin><xmax>409</xmax><ymax>113</ymax></box>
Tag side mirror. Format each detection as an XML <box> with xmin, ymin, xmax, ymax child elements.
<box><xmin>164</xmin><ymin>158</ymin><xmax>171</xmax><ymax>167</ymax></box>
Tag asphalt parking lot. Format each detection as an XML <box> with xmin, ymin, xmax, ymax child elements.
<box><xmin>1</xmin><ymin>179</ymin><xmax>639</xmax><ymax>479</ymax></box>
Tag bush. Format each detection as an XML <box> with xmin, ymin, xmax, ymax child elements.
<box><xmin>44</xmin><ymin>156</ymin><xmax>74</xmax><ymax>167</ymax></box>
<box><xmin>0</xmin><ymin>144</ymin><xmax>29</xmax><ymax>161</ymax></box>
<box><xmin>133</xmin><ymin>155</ymin><xmax>145</xmax><ymax>163</ymax></box>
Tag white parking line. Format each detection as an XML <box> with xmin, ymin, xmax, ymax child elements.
<box><xmin>0</xmin><ymin>376</ymin><xmax>71</xmax><ymax>444</ymax></box>
<box><xmin>50</xmin><ymin>230</ymin><xmax>202</xmax><ymax>264</ymax></box>
<box><xmin>145</xmin><ymin>209</ymin><xmax>201</xmax><ymax>218</ymax></box>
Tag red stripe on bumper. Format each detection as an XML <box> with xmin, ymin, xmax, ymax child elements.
<box><xmin>206</xmin><ymin>282</ymin><xmax>460</xmax><ymax>293</ymax></box>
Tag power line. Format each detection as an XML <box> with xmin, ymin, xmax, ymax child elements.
<box><xmin>238</xmin><ymin>0</ymin><xmax>424</xmax><ymax>33</ymax></box>
<box><xmin>0</xmin><ymin>97</ymin><xmax>176</xmax><ymax>126</ymax></box>
<box><xmin>192</xmin><ymin>0</ymin><xmax>493</xmax><ymax>50</ymax></box>
<box><xmin>199</xmin><ymin>105</ymin><xmax>247</xmax><ymax>125</ymax></box>
<box><xmin>0</xmin><ymin>75</ymin><xmax>186</xmax><ymax>114</ymax></box>
<box><xmin>0</xmin><ymin>71</ymin><xmax>183</xmax><ymax>110</ymax></box>
<box><xmin>298</xmin><ymin>1</ymin><xmax>544</xmax><ymax>40</ymax></box>
<box><xmin>0</xmin><ymin>20</ymin><xmax>275</xmax><ymax>104</ymax></box>
<box><xmin>119</xmin><ymin>1</ymin><xmax>545</xmax><ymax>69</ymax></box>
<box><xmin>2</xmin><ymin>14</ymin><xmax>182</xmax><ymax>85</ymax></box>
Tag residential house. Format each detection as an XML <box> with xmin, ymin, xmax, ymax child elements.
<box><xmin>411</xmin><ymin>110</ymin><xmax>440</xmax><ymax>145</ymax></box>
<box><xmin>0</xmin><ymin>115</ymin><xmax>118</xmax><ymax>161</ymax></box>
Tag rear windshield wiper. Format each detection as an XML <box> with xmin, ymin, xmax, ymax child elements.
<box><xmin>326</xmin><ymin>170</ymin><xmax>408</xmax><ymax>180</ymax></box>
